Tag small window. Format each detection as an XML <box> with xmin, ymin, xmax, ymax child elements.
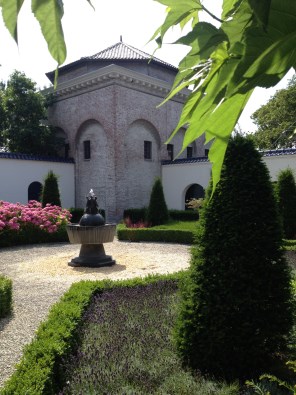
<box><xmin>205</xmin><ymin>149</ymin><xmax>209</xmax><ymax>158</ymax></box>
<box><xmin>187</xmin><ymin>146</ymin><xmax>193</xmax><ymax>158</ymax></box>
<box><xmin>167</xmin><ymin>144</ymin><xmax>174</xmax><ymax>161</ymax></box>
<box><xmin>144</xmin><ymin>141</ymin><xmax>152</xmax><ymax>159</ymax></box>
<box><xmin>84</xmin><ymin>140</ymin><xmax>91</xmax><ymax>160</ymax></box>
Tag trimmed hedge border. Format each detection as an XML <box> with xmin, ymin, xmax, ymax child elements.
<box><xmin>123</xmin><ymin>208</ymin><xmax>198</xmax><ymax>223</ymax></box>
<box><xmin>0</xmin><ymin>226</ymin><xmax>68</xmax><ymax>248</ymax></box>
<box><xmin>117</xmin><ymin>224</ymin><xmax>194</xmax><ymax>244</ymax></box>
<box><xmin>169</xmin><ymin>209</ymin><xmax>199</xmax><ymax>221</ymax></box>
<box><xmin>0</xmin><ymin>275</ymin><xmax>12</xmax><ymax>318</ymax></box>
<box><xmin>0</xmin><ymin>273</ymin><xmax>183</xmax><ymax>395</ymax></box>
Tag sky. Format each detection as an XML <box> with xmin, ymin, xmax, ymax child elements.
<box><xmin>0</xmin><ymin>0</ymin><xmax>294</xmax><ymax>133</ymax></box>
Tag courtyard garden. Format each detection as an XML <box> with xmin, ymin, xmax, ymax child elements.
<box><xmin>1</xmin><ymin>137</ymin><xmax>296</xmax><ymax>394</ymax></box>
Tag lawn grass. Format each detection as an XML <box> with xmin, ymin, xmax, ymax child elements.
<box><xmin>152</xmin><ymin>220</ymin><xmax>197</xmax><ymax>231</ymax></box>
<box><xmin>58</xmin><ymin>280</ymin><xmax>239</xmax><ymax>395</ymax></box>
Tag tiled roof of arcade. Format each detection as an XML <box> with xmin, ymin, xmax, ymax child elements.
<box><xmin>0</xmin><ymin>152</ymin><xmax>74</xmax><ymax>163</ymax></box>
<box><xmin>161</xmin><ymin>148</ymin><xmax>296</xmax><ymax>165</ymax></box>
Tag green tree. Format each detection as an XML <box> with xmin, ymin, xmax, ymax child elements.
<box><xmin>147</xmin><ymin>177</ymin><xmax>169</xmax><ymax>226</ymax></box>
<box><xmin>0</xmin><ymin>1</ymin><xmax>295</xmax><ymax>190</ymax></box>
<box><xmin>174</xmin><ymin>136</ymin><xmax>294</xmax><ymax>379</ymax></box>
<box><xmin>41</xmin><ymin>170</ymin><xmax>61</xmax><ymax>207</ymax></box>
<box><xmin>276</xmin><ymin>168</ymin><xmax>296</xmax><ymax>239</ymax></box>
<box><xmin>0</xmin><ymin>71</ymin><xmax>61</xmax><ymax>155</ymax></box>
<box><xmin>0</xmin><ymin>82</ymin><xmax>5</xmax><ymax>147</ymax></box>
<box><xmin>251</xmin><ymin>75</ymin><xmax>296</xmax><ymax>149</ymax></box>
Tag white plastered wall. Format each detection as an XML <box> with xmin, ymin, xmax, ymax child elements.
<box><xmin>162</xmin><ymin>154</ymin><xmax>296</xmax><ymax>210</ymax></box>
<box><xmin>162</xmin><ymin>161</ymin><xmax>212</xmax><ymax>210</ymax></box>
<box><xmin>0</xmin><ymin>158</ymin><xmax>75</xmax><ymax>208</ymax></box>
<box><xmin>262</xmin><ymin>155</ymin><xmax>296</xmax><ymax>181</ymax></box>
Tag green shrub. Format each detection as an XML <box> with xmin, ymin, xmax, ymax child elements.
<box><xmin>0</xmin><ymin>275</ymin><xmax>12</xmax><ymax>318</ymax></box>
<box><xmin>123</xmin><ymin>208</ymin><xmax>199</xmax><ymax>224</ymax></box>
<box><xmin>174</xmin><ymin>135</ymin><xmax>295</xmax><ymax>380</ymax></box>
<box><xmin>117</xmin><ymin>224</ymin><xmax>193</xmax><ymax>244</ymax></box>
<box><xmin>169</xmin><ymin>209</ymin><xmax>199</xmax><ymax>221</ymax></box>
<box><xmin>276</xmin><ymin>168</ymin><xmax>296</xmax><ymax>239</ymax></box>
<box><xmin>0</xmin><ymin>274</ymin><xmax>182</xmax><ymax>395</ymax></box>
<box><xmin>41</xmin><ymin>170</ymin><xmax>61</xmax><ymax>207</ymax></box>
<box><xmin>0</xmin><ymin>224</ymin><xmax>68</xmax><ymax>248</ymax></box>
<box><xmin>69</xmin><ymin>207</ymin><xmax>105</xmax><ymax>223</ymax></box>
<box><xmin>147</xmin><ymin>178</ymin><xmax>169</xmax><ymax>226</ymax></box>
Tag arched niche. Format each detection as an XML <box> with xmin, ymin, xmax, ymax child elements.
<box><xmin>75</xmin><ymin>119</ymin><xmax>113</xmax><ymax>212</ymax></box>
<box><xmin>184</xmin><ymin>183</ymin><xmax>205</xmax><ymax>209</ymax></box>
<box><xmin>28</xmin><ymin>181</ymin><xmax>42</xmax><ymax>202</ymax></box>
<box><xmin>123</xmin><ymin>119</ymin><xmax>161</xmax><ymax>208</ymax></box>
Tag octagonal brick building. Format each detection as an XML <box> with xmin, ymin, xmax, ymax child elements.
<box><xmin>46</xmin><ymin>40</ymin><xmax>206</xmax><ymax>221</ymax></box>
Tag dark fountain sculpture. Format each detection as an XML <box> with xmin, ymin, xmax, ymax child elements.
<box><xmin>66</xmin><ymin>189</ymin><xmax>116</xmax><ymax>267</ymax></box>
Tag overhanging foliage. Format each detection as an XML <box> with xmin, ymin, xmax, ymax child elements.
<box><xmin>152</xmin><ymin>0</ymin><xmax>296</xmax><ymax>192</ymax></box>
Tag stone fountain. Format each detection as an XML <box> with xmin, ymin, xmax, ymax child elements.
<box><xmin>66</xmin><ymin>189</ymin><xmax>116</xmax><ymax>267</ymax></box>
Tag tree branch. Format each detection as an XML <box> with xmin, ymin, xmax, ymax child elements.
<box><xmin>201</xmin><ymin>5</ymin><xmax>224</xmax><ymax>23</ymax></box>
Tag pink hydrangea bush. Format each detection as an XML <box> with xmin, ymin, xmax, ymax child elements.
<box><xmin>0</xmin><ymin>200</ymin><xmax>71</xmax><ymax>234</ymax></box>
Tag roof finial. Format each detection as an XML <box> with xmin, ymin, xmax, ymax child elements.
<box><xmin>120</xmin><ymin>35</ymin><xmax>122</xmax><ymax>42</ymax></box>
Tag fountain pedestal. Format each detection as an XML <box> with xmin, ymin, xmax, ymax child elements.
<box><xmin>66</xmin><ymin>190</ymin><xmax>116</xmax><ymax>267</ymax></box>
<box><xmin>69</xmin><ymin>244</ymin><xmax>115</xmax><ymax>267</ymax></box>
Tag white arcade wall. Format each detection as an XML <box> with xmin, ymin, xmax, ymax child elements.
<box><xmin>0</xmin><ymin>150</ymin><xmax>295</xmax><ymax>214</ymax></box>
<box><xmin>0</xmin><ymin>154</ymin><xmax>75</xmax><ymax>208</ymax></box>
<box><xmin>162</xmin><ymin>151</ymin><xmax>296</xmax><ymax>210</ymax></box>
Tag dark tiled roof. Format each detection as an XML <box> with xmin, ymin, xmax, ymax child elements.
<box><xmin>162</xmin><ymin>149</ymin><xmax>296</xmax><ymax>166</ymax></box>
<box><xmin>0</xmin><ymin>152</ymin><xmax>74</xmax><ymax>163</ymax></box>
<box><xmin>162</xmin><ymin>157</ymin><xmax>209</xmax><ymax>165</ymax></box>
<box><xmin>261</xmin><ymin>148</ymin><xmax>296</xmax><ymax>157</ymax></box>
<box><xmin>46</xmin><ymin>41</ymin><xmax>178</xmax><ymax>82</ymax></box>
<box><xmin>82</xmin><ymin>41</ymin><xmax>178</xmax><ymax>71</ymax></box>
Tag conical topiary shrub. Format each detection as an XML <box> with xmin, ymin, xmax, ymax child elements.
<box><xmin>41</xmin><ymin>170</ymin><xmax>61</xmax><ymax>207</ymax></box>
<box><xmin>174</xmin><ymin>135</ymin><xmax>294</xmax><ymax>379</ymax></box>
<box><xmin>276</xmin><ymin>168</ymin><xmax>296</xmax><ymax>239</ymax></box>
<box><xmin>147</xmin><ymin>177</ymin><xmax>169</xmax><ymax>226</ymax></box>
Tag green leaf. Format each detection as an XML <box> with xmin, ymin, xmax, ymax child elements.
<box><xmin>248</xmin><ymin>0</ymin><xmax>271</xmax><ymax>28</ymax></box>
<box><xmin>31</xmin><ymin>0</ymin><xmax>66</xmax><ymax>66</ymax></box>
<box><xmin>243</xmin><ymin>32</ymin><xmax>296</xmax><ymax>86</ymax></box>
<box><xmin>222</xmin><ymin>0</ymin><xmax>253</xmax><ymax>47</ymax></box>
<box><xmin>1</xmin><ymin>0</ymin><xmax>25</xmax><ymax>42</ymax></box>
<box><xmin>176</xmin><ymin>22</ymin><xmax>225</xmax><ymax>67</ymax></box>
<box><xmin>222</xmin><ymin>0</ymin><xmax>242</xmax><ymax>19</ymax></box>
<box><xmin>227</xmin><ymin>0</ymin><xmax>296</xmax><ymax>95</ymax></box>
<box><xmin>151</xmin><ymin>0</ymin><xmax>202</xmax><ymax>44</ymax></box>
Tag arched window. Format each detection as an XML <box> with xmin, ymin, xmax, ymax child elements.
<box><xmin>185</xmin><ymin>184</ymin><xmax>205</xmax><ymax>209</ymax></box>
<box><xmin>28</xmin><ymin>182</ymin><xmax>42</xmax><ymax>202</ymax></box>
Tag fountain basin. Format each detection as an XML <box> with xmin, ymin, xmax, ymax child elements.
<box><xmin>66</xmin><ymin>224</ymin><xmax>116</xmax><ymax>267</ymax></box>
<box><xmin>67</xmin><ymin>224</ymin><xmax>116</xmax><ymax>244</ymax></box>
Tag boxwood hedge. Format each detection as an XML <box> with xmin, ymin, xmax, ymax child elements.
<box><xmin>117</xmin><ymin>224</ymin><xmax>193</xmax><ymax>244</ymax></box>
<box><xmin>0</xmin><ymin>275</ymin><xmax>12</xmax><ymax>318</ymax></box>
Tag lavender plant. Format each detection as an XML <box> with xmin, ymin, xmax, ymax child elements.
<box><xmin>58</xmin><ymin>281</ymin><xmax>238</xmax><ymax>395</ymax></box>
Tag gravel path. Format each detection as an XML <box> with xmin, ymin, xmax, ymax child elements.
<box><xmin>0</xmin><ymin>239</ymin><xmax>190</xmax><ymax>388</ymax></box>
